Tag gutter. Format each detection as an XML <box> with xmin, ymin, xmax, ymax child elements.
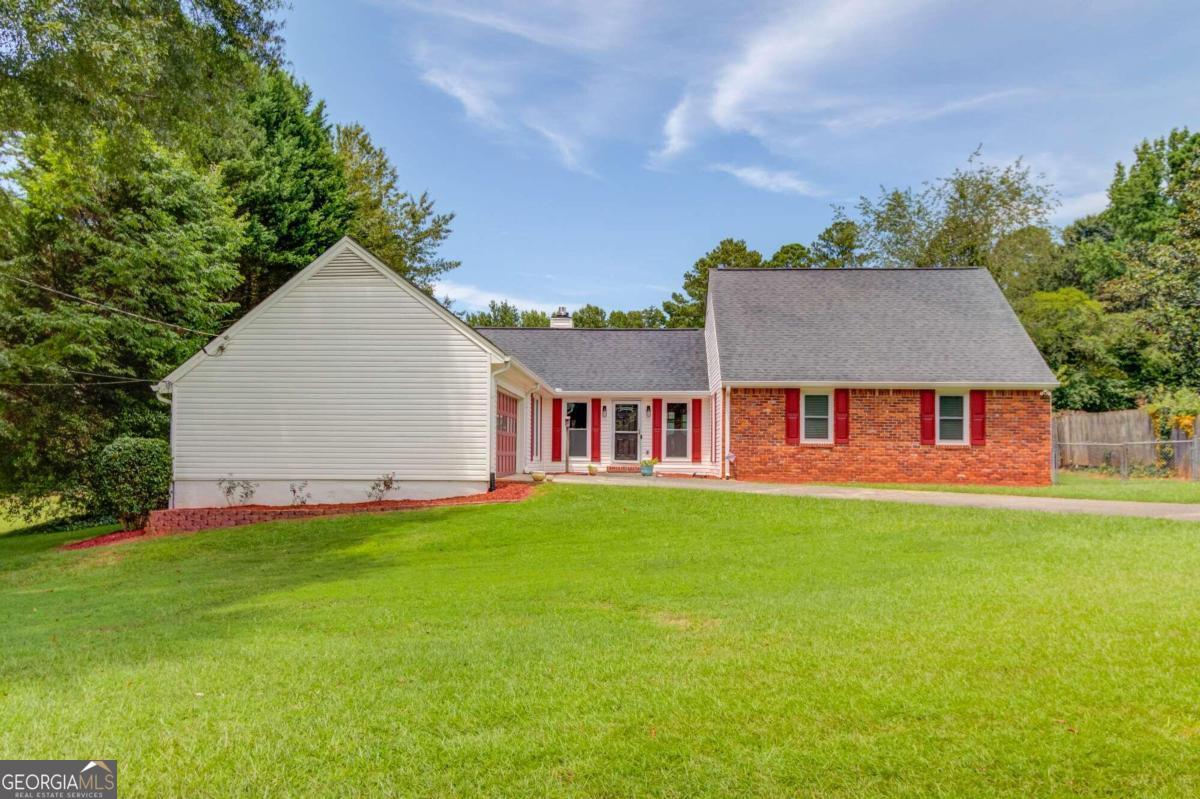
<box><xmin>153</xmin><ymin>380</ymin><xmax>172</xmax><ymax>405</ymax></box>
<box><xmin>721</xmin><ymin>380</ymin><xmax>1060</xmax><ymax>391</ymax></box>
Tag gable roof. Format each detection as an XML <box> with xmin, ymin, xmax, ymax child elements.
<box><xmin>708</xmin><ymin>267</ymin><xmax>1057</xmax><ymax>387</ymax></box>
<box><xmin>154</xmin><ymin>237</ymin><xmax>515</xmax><ymax>392</ymax></box>
<box><xmin>476</xmin><ymin>328</ymin><xmax>708</xmax><ymax>392</ymax></box>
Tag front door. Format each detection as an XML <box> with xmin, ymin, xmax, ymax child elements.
<box><xmin>613</xmin><ymin>402</ymin><xmax>639</xmax><ymax>461</ymax></box>
<box><xmin>496</xmin><ymin>392</ymin><xmax>517</xmax><ymax>477</ymax></box>
<box><xmin>566</xmin><ymin>401</ymin><xmax>588</xmax><ymax>459</ymax></box>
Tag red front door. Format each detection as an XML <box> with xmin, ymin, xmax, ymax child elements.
<box><xmin>496</xmin><ymin>392</ymin><xmax>518</xmax><ymax>477</ymax></box>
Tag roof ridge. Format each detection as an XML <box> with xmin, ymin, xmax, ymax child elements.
<box><xmin>474</xmin><ymin>326</ymin><xmax>701</xmax><ymax>331</ymax></box>
<box><xmin>715</xmin><ymin>266</ymin><xmax>986</xmax><ymax>272</ymax></box>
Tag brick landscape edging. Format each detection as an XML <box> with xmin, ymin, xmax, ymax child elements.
<box><xmin>145</xmin><ymin>481</ymin><xmax>533</xmax><ymax>535</ymax></box>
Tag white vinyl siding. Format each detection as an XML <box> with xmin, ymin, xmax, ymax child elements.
<box><xmin>704</xmin><ymin>293</ymin><xmax>721</xmax><ymax>391</ymax></box>
<box><xmin>172</xmin><ymin>249</ymin><xmax>492</xmax><ymax>481</ymax></box>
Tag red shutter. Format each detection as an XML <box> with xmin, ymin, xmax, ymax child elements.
<box><xmin>834</xmin><ymin>388</ymin><xmax>850</xmax><ymax>445</ymax></box>
<box><xmin>551</xmin><ymin>398</ymin><xmax>563</xmax><ymax>461</ymax></box>
<box><xmin>530</xmin><ymin>398</ymin><xmax>536</xmax><ymax>459</ymax></box>
<box><xmin>691</xmin><ymin>398</ymin><xmax>702</xmax><ymax>462</ymax></box>
<box><xmin>970</xmin><ymin>390</ymin><xmax>987</xmax><ymax>446</ymax></box>
<box><xmin>784</xmin><ymin>389</ymin><xmax>800</xmax><ymax>445</ymax></box>
<box><xmin>919</xmin><ymin>389</ymin><xmax>935</xmax><ymax>445</ymax></box>
<box><xmin>590</xmin><ymin>398</ymin><xmax>601</xmax><ymax>462</ymax></box>
<box><xmin>652</xmin><ymin>399</ymin><xmax>663</xmax><ymax>460</ymax></box>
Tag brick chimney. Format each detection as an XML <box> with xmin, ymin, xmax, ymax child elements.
<box><xmin>550</xmin><ymin>306</ymin><xmax>572</xmax><ymax>328</ymax></box>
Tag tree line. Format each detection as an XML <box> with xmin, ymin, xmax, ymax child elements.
<box><xmin>1</xmin><ymin>2</ymin><xmax>1197</xmax><ymax>517</ymax></box>
<box><xmin>475</xmin><ymin>142</ymin><xmax>1200</xmax><ymax>420</ymax></box>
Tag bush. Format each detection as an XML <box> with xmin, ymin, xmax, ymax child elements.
<box><xmin>93</xmin><ymin>436</ymin><xmax>172</xmax><ymax>530</ymax></box>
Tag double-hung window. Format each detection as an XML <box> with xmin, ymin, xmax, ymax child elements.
<box><xmin>802</xmin><ymin>392</ymin><xmax>832</xmax><ymax>443</ymax></box>
<box><xmin>937</xmin><ymin>394</ymin><xmax>966</xmax><ymax>444</ymax></box>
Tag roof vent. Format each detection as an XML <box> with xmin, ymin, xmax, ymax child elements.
<box><xmin>550</xmin><ymin>306</ymin><xmax>573</xmax><ymax>328</ymax></box>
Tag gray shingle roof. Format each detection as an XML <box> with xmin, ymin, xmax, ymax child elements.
<box><xmin>709</xmin><ymin>268</ymin><xmax>1057</xmax><ymax>386</ymax></box>
<box><xmin>475</xmin><ymin>328</ymin><xmax>709</xmax><ymax>392</ymax></box>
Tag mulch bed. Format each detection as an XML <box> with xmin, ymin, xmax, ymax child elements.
<box><xmin>62</xmin><ymin>480</ymin><xmax>535</xmax><ymax>551</ymax></box>
<box><xmin>63</xmin><ymin>528</ymin><xmax>150</xmax><ymax>550</ymax></box>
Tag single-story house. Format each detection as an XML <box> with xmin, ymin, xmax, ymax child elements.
<box><xmin>154</xmin><ymin>237</ymin><xmax>1057</xmax><ymax>507</ymax></box>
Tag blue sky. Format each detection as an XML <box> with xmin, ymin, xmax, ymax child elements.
<box><xmin>283</xmin><ymin>1</ymin><xmax>1199</xmax><ymax>312</ymax></box>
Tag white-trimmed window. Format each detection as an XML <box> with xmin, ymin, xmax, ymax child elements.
<box><xmin>802</xmin><ymin>392</ymin><xmax>832</xmax><ymax>443</ymax></box>
<box><xmin>937</xmin><ymin>394</ymin><xmax>966</xmax><ymax>444</ymax></box>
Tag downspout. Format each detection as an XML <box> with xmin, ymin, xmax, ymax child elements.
<box><xmin>723</xmin><ymin>384</ymin><xmax>731</xmax><ymax>480</ymax></box>
<box><xmin>489</xmin><ymin>358</ymin><xmax>514</xmax><ymax>491</ymax></box>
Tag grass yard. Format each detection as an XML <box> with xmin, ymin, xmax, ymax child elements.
<box><xmin>3</xmin><ymin>484</ymin><xmax>1200</xmax><ymax>797</ymax></box>
<box><xmin>840</xmin><ymin>470</ymin><xmax>1200</xmax><ymax>504</ymax></box>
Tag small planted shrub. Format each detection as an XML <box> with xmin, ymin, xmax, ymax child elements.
<box><xmin>289</xmin><ymin>481</ymin><xmax>311</xmax><ymax>506</ymax></box>
<box><xmin>367</xmin><ymin>472</ymin><xmax>397</xmax><ymax>502</ymax></box>
<box><xmin>94</xmin><ymin>436</ymin><xmax>172</xmax><ymax>530</ymax></box>
<box><xmin>217</xmin><ymin>476</ymin><xmax>258</xmax><ymax>506</ymax></box>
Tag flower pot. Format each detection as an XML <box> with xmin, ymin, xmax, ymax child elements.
<box><xmin>531</xmin><ymin>471</ymin><xmax>545</xmax><ymax>483</ymax></box>
<box><xmin>640</xmin><ymin>464</ymin><xmax>654</xmax><ymax>477</ymax></box>
<box><xmin>587</xmin><ymin>464</ymin><xmax>598</xmax><ymax>476</ymax></box>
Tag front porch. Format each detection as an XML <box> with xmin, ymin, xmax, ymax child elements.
<box><xmin>520</xmin><ymin>392</ymin><xmax>721</xmax><ymax>478</ymax></box>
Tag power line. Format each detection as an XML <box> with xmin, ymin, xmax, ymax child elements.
<box><xmin>1</xmin><ymin>368</ymin><xmax>162</xmax><ymax>388</ymax></box>
<box><xmin>0</xmin><ymin>273</ymin><xmax>223</xmax><ymax>337</ymax></box>
<box><xmin>64</xmin><ymin>368</ymin><xmax>157</xmax><ymax>383</ymax></box>
<box><xmin>0</xmin><ymin>379</ymin><xmax>149</xmax><ymax>388</ymax></box>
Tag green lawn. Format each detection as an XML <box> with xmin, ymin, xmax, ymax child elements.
<box><xmin>3</xmin><ymin>485</ymin><xmax>1199</xmax><ymax>797</ymax></box>
<box><xmin>840</xmin><ymin>470</ymin><xmax>1200</xmax><ymax>504</ymax></box>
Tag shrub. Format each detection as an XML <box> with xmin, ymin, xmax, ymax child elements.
<box><xmin>93</xmin><ymin>436</ymin><xmax>172</xmax><ymax>530</ymax></box>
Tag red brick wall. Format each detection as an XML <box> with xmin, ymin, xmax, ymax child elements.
<box><xmin>729</xmin><ymin>388</ymin><xmax>1051</xmax><ymax>485</ymax></box>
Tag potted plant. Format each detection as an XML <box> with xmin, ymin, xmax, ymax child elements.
<box><xmin>587</xmin><ymin>464</ymin><xmax>598</xmax><ymax>476</ymax></box>
<box><xmin>639</xmin><ymin>457</ymin><xmax>659</xmax><ymax>477</ymax></box>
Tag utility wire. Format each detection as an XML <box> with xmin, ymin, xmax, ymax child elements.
<box><xmin>0</xmin><ymin>379</ymin><xmax>148</xmax><ymax>387</ymax></box>
<box><xmin>0</xmin><ymin>367</ymin><xmax>164</xmax><ymax>388</ymax></box>
<box><xmin>0</xmin><ymin>273</ymin><xmax>223</xmax><ymax>338</ymax></box>
<box><xmin>64</xmin><ymin>368</ymin><xmax>158</xmax><ymax>383</ymax></box>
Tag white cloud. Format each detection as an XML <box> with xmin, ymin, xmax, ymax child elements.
<box><xmin>821</xmin><ymin>88</ymin><xmax>1037</xmax><ymax>133</ymax></box>
<box><xmin>412</xmin><ymin>40</ymin><xmax>515</xmax><ymax>127</ymax></box>
<box><xmin>419</xmin><ymin>67</ymin><xmax>505</xmax><ymax>125</ymax></box>
<box><xmin>653</xmin><ymin>93</ymin><xmax>701</xmax><ymax>161</ymax></box>
<box><xmin>434</xmin><ymin>279</ymin><xmax>573</xmax><ymax>312</ymax></box>
<box><xmin>397</xmin><ymin>0</ymin><xmax>642</xmax><ymax>52</ymax></box>
<box><xmin>710</xmin><ymin>164</ymin><xmax>824</xmax><ymax>196</ymax></box>
<box><xmin>524</xmin><ymin>119</ymin><xmax>597</xmax><ymax>176</ymax></box>
<box><xmin>1053</xmin><ymin>190</ymin><xmax>1108</xmax><ymax>223</ymax></box>
<box><xmin>650</xmin><ymin>0</ymin><xmax>978</xmax><ymax>158</ymax></box>
<box><xmin>708</xmin><ymin>0</ymin><xmax>933</xmax><ymax>135</ymax></box>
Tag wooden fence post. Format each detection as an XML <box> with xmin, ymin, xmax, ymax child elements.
<box><xmin>1193</xmin><ymin>430</ymin><xmax>1199</xmax><ymax>482</ymax></box>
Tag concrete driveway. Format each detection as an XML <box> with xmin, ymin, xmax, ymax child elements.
<box><xmin>552</xmin><ymin>474</ymin><xmax>1200</xmax><ymax>523</ymax></box>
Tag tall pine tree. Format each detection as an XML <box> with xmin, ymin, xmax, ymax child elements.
<box><xmin>219</xmin><ymin>69</ymin><xmax>352</xmax><ymax>307</ymax></box>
